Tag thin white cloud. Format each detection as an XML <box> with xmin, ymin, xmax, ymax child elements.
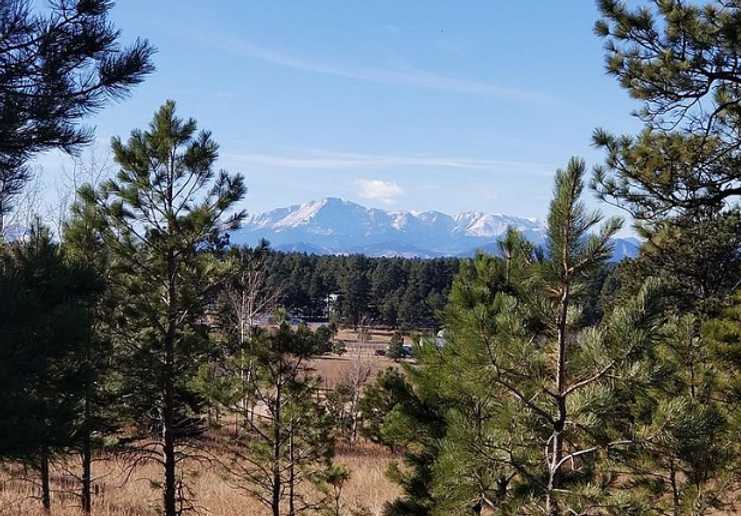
<box><xmin>225</xmin><ymin>149</ymin><xmax>554</xmax><ymax>176</ymax></box>
<box><xmin>213</xmin><ymin>37</ymin><xmax>552</xmax><ymax>105</ymax></box>
<box><xmin>355</xmin><ymin>179</ymin><xmax>404</xmax><ymax>204</ymax></box>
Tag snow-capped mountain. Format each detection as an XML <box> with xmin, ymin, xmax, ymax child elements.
<box><xmin>230</xmin><ymin>198</ymin><xmax>639</xmax><ymax>260</ymax></box>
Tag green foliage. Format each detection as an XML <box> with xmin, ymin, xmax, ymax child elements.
<box><xmin>370</xmin><ymin>158</ymin><xmax>692</xmax><ymax>516</ymax></box>
<box><xmin>0</xmin><ymin>225</ymin><xmax>102</xmax><ymax>465</ymax></box>
<box><xmin>320</xmin><ymin>464</ymin><xmax>351</xmax><ymax>516</ymax></box>
<box><xmin>262</xmin><ymin>251</ymin><xmax>460</xmax><ymax>329</ymax></box>
<box><xmin>367</xmin><ymin>153</ymin><xmax>741</xmax><ymax>516</ymax></box>
<box><xmin>315</xmin><ymin>325</ymin><xmax>336</xmax><ymax>354</ymax></box>
<box><xmin>85</xmin><ymin>100</ymin><xmax>246</xmax><ymax>516</ymax></box>
<box><xmin>359</xmin><ymin>369</ymin><xmax>411</xmax><ymax>446</ymax></box>
<box><xmin>332</xmin><ymin>339</ymin><xmax>348</xmax><ymax>356</ymax></box>
<box><xmin>593</xmin><ymin>1</ymin><xmax>741</xmax><ymax>220</ymax></box>
<box><xmin>62</xmin><ymin>193</ymin><xmax>121</xmax><ymax>511</ymax></box>
<box><xmin>9</xmin><ymin>5</ymin><xmax>741</xmax><ymax>516</ymax></box>
<box><xmin>377</xmin><ymin>362</ymin><xmax>449</xmax><ymax>516</ymax></box>
<box><xmin>386</xmin><ymin>332</ymin><xmax>406</xmax><ymax>360</ymax></box>
<box><xmin>338</xmin><ymin>255</ymin><xmax>372</xmax><ymax>327</ymax></box>
<box><xmin>0</xmin><ymin>0</ymin><xmax>154</xmax><ymax>223</ymax></box>
<box><xmin>609</xmin><ymin>312</ymin><xmax>741</xmax><ymax>516</ymax></box>
<box><xmin>202</xmin><ymin>322</ymin><xmax>337</xmax><ymax>515</ymax></box>
<box><xmin>590</xmin><ymin>9</ymin><xmax>741</xmax><ymax>511</ymax></box>
<box><xmin>607</xmin><ymin>212</ymin><xmax>741</xmax><ymax>319</ymax></box>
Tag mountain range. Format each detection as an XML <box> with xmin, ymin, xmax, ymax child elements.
<box><xmin>229</xmin><ymin>198</ymin><xmax>640</xmax><ymax>260</ymax></box>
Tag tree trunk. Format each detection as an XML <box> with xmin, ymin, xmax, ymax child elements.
<box><xmin>82</xmin><ymin>337</ymin><xmax>93</xmax><ymax>514</ymax></box>
<box><xmin>350</xmin><ymin>388</ymin><xmax>360</xmax><ymax>445</ymax></box>
<box><xmin>272</xmin><ymin>384</ymin><xmax>282</xmax><ymax>516</ymax></box>
<box><xmin>163</xmin><ymin>349</ymin><xmax>177</xmax><ymax>516</ymax></box>
<box><xmin>81</xmin><ymin>415</ymin><xmax>92</xmax><ymax>513</ymax></box>
<box><xmin>288</xmin><ymin>425</ymin><xmax>296</xmax><ymax>516</ymax></box>
<box><xmin>548</xmin><ymin>285</ymin><xmax>570</xmax><ymax>516</ymax></box>
<box><xmin>349</xmin><ymin>340</ymin><xmax>363</xmax><ymax>446</ymax></box>
<box><xmin>163</xmin><ymin>248</ymin><xmax>178</xmax><ymax>516</ymax></box>
<box><xmin>40</xmin><ymin>448</ymin><xmax>51</xmax><ymax>512</ymax></box>
<box><xmin>670</xmin><ymin>459</ymin><xmax>680</xmax><ymax>516</ymax></box>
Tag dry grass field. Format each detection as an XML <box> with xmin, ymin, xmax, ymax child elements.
<box><xmin>0</xmin><ymin>329</ymin><xmax>405</xmax><ymax>516</ymax></box>
<box><xmin>0</xmin><ymin>443</ymin><xmax>399</xmax><ymax>516</ymax></box>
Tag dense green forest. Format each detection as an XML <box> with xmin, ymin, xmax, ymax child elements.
<box><xmin>260</xmin><ymin>251</ymin><xmax>460</xmax><ymax>329</ymax></box>
<box><xmin>5</xmin><ymin>1</ymin><xmax>741</xmax><ymax>516</ymax></box>
<box><xmin>260</xmin><ymin>250</ymin><xmax>622</xmax><ymax>331</ymax></box>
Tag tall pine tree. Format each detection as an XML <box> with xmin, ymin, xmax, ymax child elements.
<box><xmin>376</xmin><ymin>158</ymin><xmax>669</xmax><ymax>516</ymax></box>
<box><xmin>84</xmin><ymin>100</ymin><xmax>246</xmax><ymax>516</ymax></box>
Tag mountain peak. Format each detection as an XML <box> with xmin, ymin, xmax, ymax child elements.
<box><xmin>320</xmin><ymin>196</ymin><xmax>353</xmax><ymax>205</ymax></box>
<box><xmin>233</xmin><ymin>199</ymin><xmax>638</xmax><ymax>260</ymax></box>
<box><xmin>237</xmin><ymin>198</ymin><xmax>546</xmax><ymax>255</ymax></box>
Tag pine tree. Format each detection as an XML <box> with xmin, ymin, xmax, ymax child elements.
<box><xmin>616</xmin><ymin>315</ymin><xmax>741</xmax><ymax>516</ymax></box>
<box><xmin>359</xmin><ymin>369</ymin><xmax>410</xmax><ymax>446</ymax></box>
<box><xmin>0</xmin><ymin>224</ymin><xmax>102</xmax><ymax>511</ymax></box>
<box><xmin>592</xmin><ymin>0</ymin><xmax>741</xmax><ymax>221</ymax></box>
<box><xmin>204</xmin><ymin>321</ymin><xmax>336</xmax><ymax>516</ymax></box>
<box><xmin>338</xmin><ymin>255</ymin><xmax>372</xmax><ymax>327</ymax></box>
<box><xmin>608</xmin><ymin>212</ymin><xmax>741</xmax><ymax>319</ymax></box>
<box><xmin>386</xmin><ymin>332</ymin><xmax>406</xmax><ymax>361</ymax></box>
<box><xmin>0</xmin><ymin>0</ymin><xmax>154</xmax><ymax>233</ymax></box>
<box><xmin>379</xmin><ymin>158</ymin><xmax>668</xmax><ymax>516</ymax></box>
<box><xmin>374</xmin><ymin>362</ymin><xmax>449</xmax><ymax>516</ymax></box>
<box><xmin>84</xmin><ymin>100</ymin><xmax>246</xmax><ymax>516</ymax></box>
<box><xmin>61</xmin><ymin>192</ymin><xmax>118</xmax><ymax>513</ymax></box>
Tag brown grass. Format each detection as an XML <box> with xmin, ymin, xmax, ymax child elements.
<box><xmin>310</xmin><ymin>353</ymin><xmax>400</xmax><ymax>392</ymax></box>
<box><xmin>0</xmin><ymin>443</ymin><xmax>399</xmax><ymax>516</ymax></box>
<box><xmin>0</xmin><ymin>329</ymin><xmax>404</xmax><ymax>516</ymax></box>
<box><xmin>309</xmin><ymin>327</ymin><xmax>410</xmax><ymax>392</ymax></box>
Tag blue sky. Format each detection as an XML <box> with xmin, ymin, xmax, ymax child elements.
<box><xmin>38</xmin><ymin>0</ymin><xmax>644</xmax><ymax>222</ymax></box>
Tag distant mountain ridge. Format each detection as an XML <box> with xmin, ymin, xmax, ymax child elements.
<box><xmin>230</xmin><ymin>197</ymin><xmax>640</xmax><ymax>260</ymax></box>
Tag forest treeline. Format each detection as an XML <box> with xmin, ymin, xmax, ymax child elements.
<box><xmin>5</xmin><ymin>1</ymin><xmax>741</xmax><ymax>516</ymax></box>
<box><xmin>262</xmin><ymin>250</ymin><xmax>625</xmax><ymax>331</ymax></box>
<box><xmin>261</xmin><ymin>251</ymin><xmax>460</xmax><ymax>329</ymax></box>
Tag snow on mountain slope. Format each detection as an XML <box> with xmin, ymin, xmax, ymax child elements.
<box><xmin>229</xmin><ymin>198</ymin><xmax>637</xmax><ymax>259</ymax></box>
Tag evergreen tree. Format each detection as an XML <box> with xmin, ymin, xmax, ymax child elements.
<box><xmin>608</xmin><ymin>212</ymin><xmax>741</xmax><ymax>319</ymax></box>
<box><xmin>386</xmin><ymin>332</ymin><xmax>406</xmax><ymax>361</ymax></box>
<box><xmin>61</xmin><ymin>192</ymin><xmax>118</xmax><ymax>513</ymax></box>
<box><xmin>359</xmin><ymin>368</ymin><xmax>410</xmax><ymax>446</ymax></box>
<box><xmin>258</xmin><ymin>251</ymin><xmax>458</xmax><ymax>330</ymax></box>
<box><xmin>373</xmin><ymin>363</ymin><xmax>449</xmax><ymax>516</ymax></box>
<box><xmin>84</xmin><ymin>101</ymin><xmax>246</xmax><ymax>516</ymax></box>
<box><xmin>0</xmin><ymin>0</ymin><xmax>154</xmax><ymax>231</ymax></box>
<box><xmin>372</xmin><ymin>259</ymin><xmax>407</xmax><ymax>327</ymax></box>
<box><xmin>320</xmin><ymin>464</ymin><xmax>354</xmax><ymax>516</ymax></box>
<box><xmin>338</xmin><ymin>255</ymin><xmax>372</xmax><ymax>327</ymax></box>
<box><xmin>0</xmin><ymin>224</ymin><xmax>102</xmax><ymax>511</ymax></box>
<box><xmin>204</xmin><ymin>321</ymin><xmax>336</xmax><ymax>516</ymax></box>
<box><xmin>617</xmin><ymin>315</ymin><xmax>741</xmax><ymax>516</ymax></box>
<box><xmin>592</xmin><ymin>0</ymin><xmax>741</xmax><ymax>221</ymax></box>
<box><xmin>377</xmin><ymin>158</ymin><xmax>669</xmax><ymax>516</ymax></box>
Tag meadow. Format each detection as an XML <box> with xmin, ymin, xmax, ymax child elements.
<box><xmin>0</xmin><ymin>444</ymin><xmax>399</xmax><ymax>516</ymax></box>
<box><xmin>0</xmin><ymin>331</ymin><xmax>404</xmax><ymax>516</ymax></box>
